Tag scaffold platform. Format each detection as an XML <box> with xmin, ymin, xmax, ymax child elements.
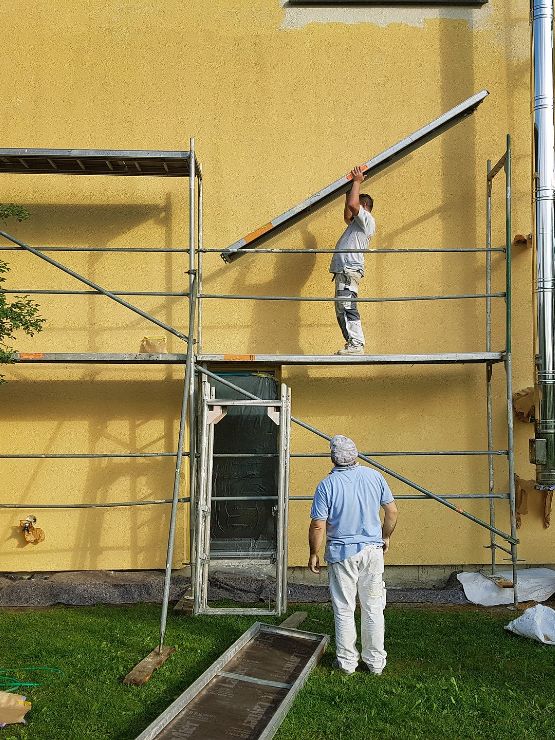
<box><xmin>13</xmin><ymin>351</ymin><xmax>505</xmax><ymax>365</ymax></box>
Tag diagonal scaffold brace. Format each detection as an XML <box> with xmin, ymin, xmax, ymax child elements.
<box><xmin>196</xmin><ymin>366</ymin><xmax>517</xmax><ymax>546</ymax></box>
<box><xmin>0</xmin><ymin>230</ymin><xmax>190</xmax><ymax>343</ymax></box>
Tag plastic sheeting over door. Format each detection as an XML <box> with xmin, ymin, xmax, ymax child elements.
<box><xmin>209</xmin><ymin>373</ymin><xmax>279</xmax><ymax>557</ymax></box>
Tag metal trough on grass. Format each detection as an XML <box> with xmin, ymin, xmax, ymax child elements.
<box><xmin>134</xmin><ymin>622</ymin><xmax>329</xmax><ymax>740</ymax></box>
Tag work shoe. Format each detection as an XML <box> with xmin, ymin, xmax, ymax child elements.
<box><xmin>332</xmin><ymin>659</ymin><xmax>356</xmax><ymax>675</ymax></box>
<box><xmin>358</xmin><ymin>662</ymin><xmax>384</xmax><ymax>676</ymax></box>
<box><xmin>336</xmin><ymin>344</ymin><xmax>364</xmax><ymax>356</ymax></box>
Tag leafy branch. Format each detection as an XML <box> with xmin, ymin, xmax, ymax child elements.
<box><xmin>0</xmin><ymin>206</ymin><xmax>44</xmax><ymax>381</ymax></box>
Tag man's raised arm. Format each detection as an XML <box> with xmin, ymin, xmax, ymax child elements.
<box><xmin>345</xmin><ymin>165</ymin><xmax>365</xmax><ymax>219</ymax></box>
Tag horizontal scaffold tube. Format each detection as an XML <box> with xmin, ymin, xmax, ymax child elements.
<box><xmin>199</xmin><ymin>292</ymin><xmax>505</xmax><ymax>303</ymax></box>
<box><xmin>3</xmin><ymin>290</ymin><xmax>188</xmax><ymax>297</ymax></box>
<box><xmin>211</xmin><ymin>450</ymin><xmax>508</xmax><ymax>457</ymax></box>
<box><xmin>0</xmin><ymin>498</ymin><xmax>190</xmax><ymax>509</ymax></box>
<box><xmin>197</xmin><ymin>365</ymin><xmax>518</xmax><ymax>545</ymax></box>
<box><xmin>0</xmin><ymin>245</ymin><xmax>506</xmax><ymax>254</ymax></box>
<box><xmin>202</xmin><ymin>247</ymin><xmax>505</xmax><ymax>254</ymax></box>
<box><xmin>0</xmin><ymin>452</ymin><xmax>179</xmax><ymax>459</ymax></box>
<box><xmin>0</xmin><ymin>493</ymin><xmax>510</xmax><ymax>509</ymax></box>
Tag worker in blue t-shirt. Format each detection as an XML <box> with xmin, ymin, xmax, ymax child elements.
<box><xmin>309</xmin><ymin>435</ymin><xmax>398</xmax><ymax>675</ymax></box>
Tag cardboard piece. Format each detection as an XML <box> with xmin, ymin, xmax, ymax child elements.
<box><xmin>513</xmin><ymin>387</ymin><xmax>535</xmax><ymax>423</ymax></box>
<box><xmin>543</xmin><ymin>491</ymin><xmax>553</xmax><ymax>529</ymax></box>
<box><xmin>0</xmin><ymin>691</ymin><xmax>31</xmax><ymax>726</ymax></box>
<box><xmin>139</xmin><ymin>336</ymin><xmax>167</xmax><ymax>354</ymax></box>
<box><xmin>515</xmin><ymin>475</ymin><xmax>533</xmax><ymax>528</ymax></box>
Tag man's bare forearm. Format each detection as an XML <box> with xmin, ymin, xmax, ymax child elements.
<box><xmin>309</xmin><ymin>520</ymin><xmax>326</xmax><ymax>556</ymax></box>
<box><xmin>382</xmin><ymin>511</ymin><xmax>398</xmax><ymax>539</ymax></box>
<box><xmin>346</xmin><ymin>179</ymin><xmax>361</xmax><ymax>216</ymax></box>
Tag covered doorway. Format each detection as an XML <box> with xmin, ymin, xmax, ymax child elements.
<box><xmin>193</xmin><ymin>372</ymin><xmax>291</xmax><ymax>615</ymax></box>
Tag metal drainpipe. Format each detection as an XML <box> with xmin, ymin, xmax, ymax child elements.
<box><xmin>531</xmin><ymin>0</ymin><xmax>555</xmax><ymax>488</ymax></box>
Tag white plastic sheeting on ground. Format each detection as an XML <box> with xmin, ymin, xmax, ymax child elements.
<box><xmin>505</xmin><ymin>604</ymin><xmax>555</xmax><ymax>644</ymax></box>
<box><xmin>457</xmin><ymin>568</ymin><xmax>555</xmax><ymax>606</ymax></box>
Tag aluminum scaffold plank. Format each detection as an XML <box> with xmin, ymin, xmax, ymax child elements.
<box><xmin>221</xmin><ymin>90</ymin><xmax>488</xmax><ymax>262</ymax></box>
<box><xmin>14</xmin><ymin>352</ymin><xmax>188</xmax><ymax>364</ymax></box>
<box><xmin>197</xmin><ymin>352</ymin><xmax>504</xmax><ymax>366</ymax></box>
<box><xmin>134</xmin><ymin>623</ymin><xmax>328</xmax><ymax>740</ymax></box>
<box><xmin>13</xmin><ymin>351</ymin><xmax>504</xmax><ymax>365</ymax></box>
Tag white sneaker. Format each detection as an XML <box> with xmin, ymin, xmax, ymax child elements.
<box><xmin>336</xmin><ymin>344</ymin><xmax>364</xmax><ymax>356</ymax></box>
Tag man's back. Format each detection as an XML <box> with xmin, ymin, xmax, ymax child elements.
<box><xmin>311</xmin><ymin>464</ymin><xmax>394</xmax><ymax>564</ymax></box>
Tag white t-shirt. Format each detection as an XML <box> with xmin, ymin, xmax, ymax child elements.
<box><xmin>329</xmin><ymin>206</ymin><xmax>375</xmax><ymax>276</ymax></box>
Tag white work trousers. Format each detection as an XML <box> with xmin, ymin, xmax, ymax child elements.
<box><xmin>334</xmin><ymin>269</ymin><xmax>365</xmax><ymax>347</ymax></box>
<box><xmin>328</xmin><ymin>545</ymin><xmax>387</xmax><ymax>673</ymax></box>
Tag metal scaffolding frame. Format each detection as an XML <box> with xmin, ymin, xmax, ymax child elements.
<box><xmin>192</xmin><ymin>133</ymin><xmax>518</xmax><ymax>605</ymax></box>
<box><xmin>0</xmin><ymin>142</ymin><xmax>201</xmax><ymax>650</ymax></box>
<box><xmin>0</xmin><ymin>119</ymin><xmax>518</xmax><ymax>643</ymax></box>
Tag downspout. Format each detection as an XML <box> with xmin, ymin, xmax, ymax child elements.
<box><xmin>531</xmin><ymin>0</ymin><xmax>555</xmax><ymax>488</ymax></box>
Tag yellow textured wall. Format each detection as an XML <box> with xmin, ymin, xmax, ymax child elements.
<box><xmin>0</xmin><ymin>0</ymin><xmax>547</xmax><ymax>570</ymax></box>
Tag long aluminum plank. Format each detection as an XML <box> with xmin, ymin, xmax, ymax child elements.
<box><xmin>291</xmin><ymin>0</ymin><xmax>486</xmax><ymax>5</ymax></box>
<box><xmin>198</xmin><ymin>352</ymin><xmax>504</xmax><ymax>365</ymax></box>
<box><xmin>221</xmin><ymin>90</ymin><xmax>488</xmax><ymax>262</ymax></box>
<box><xmin>0</xmin><ymin>148</ymin><xmax>197</xmax><ymax>178</ymax></box>
<box><xmin>12</xmin><ymin>351</ymin><xmax>504</xmax><ymax>365</ymax></box>
<box><xmin>135</xmin><ymin>622</ymin><xmax>329</xmax><ymax>740</ymax></box>
<box><xmin>14</xmin><ymin>352</ymin><xmax>187</xmax><ymax>364</ymax></box>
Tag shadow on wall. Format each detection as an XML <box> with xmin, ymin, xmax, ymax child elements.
<box><xmin>205</xmin><ymin>225</ymin><xmax>318</xmax><ymax>356</ymax></box>
<box><xmin>0</xmin><ymin>378</ymin><xmax>182</xmax><ymax>569</ymax></box>
<box><xmin>0</xmin><ymin>196</ymin><xmax>195</xmax><ymax>354</ymax></box>
<box><xmin>6</xmin><ymin>202</ymin><xmax>167</xmax><ymax>246</ymax></box>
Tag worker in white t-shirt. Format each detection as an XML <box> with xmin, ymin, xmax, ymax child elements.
<box><xmin>330</xmin><ymin>166</ymin><xmax>375</xmax><ymax>355</ymax></box>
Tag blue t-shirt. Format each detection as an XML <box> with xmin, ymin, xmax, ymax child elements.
<box><xmin>310</xmin><ymin>464</ymin><xmax>394</xmax><ymax>564</ymax></box>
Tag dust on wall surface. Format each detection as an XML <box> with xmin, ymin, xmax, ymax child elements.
<box><xmin>0</xmin><ymin>0</ymin><xmax>544</xmax><ymax>569</ymax></box>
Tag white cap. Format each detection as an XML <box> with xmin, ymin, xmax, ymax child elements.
<box><xmin>330</xmin><ymin>435</ymin><xmax>358</xmax><ymax>466</ymax></box>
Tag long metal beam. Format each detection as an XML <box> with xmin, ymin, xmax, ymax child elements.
<box><xmin>0</xmin><ymin>148</ymin><xmax>196</xmax><ymax>177</ymax></box>
<box><xmin>290</xmin><ymin>1</ymin><xmax>486</xmax><ymax>5</ymax></box>
<box><xmin>0</xmin><ymin>245</ymin><xmax>505</xmax><ymax>254</ymax></box>
<box><xmin>12</xmin><ymin>351</ymin><xmax>504</xmax><ymax>365</ymax></box>
<box><xmin>221</xmin><ymin>90</ymin><xmax>488</xmax><ymax>262</ymax></box>
<box><xmin>199</xmin><ymin>291</ymin><xmax>505</xmax><ymax>303</ymax></box>
<box><xmin>158</xmin><ymin>136</ymin><xmax>198</xmax><ymax>651</ymax></box>
<box><xmin>0</xmin><ymin>231</ymin><xmax>190</xmax><ymax>343</ymax></box>
<box><xmin>134</xmin><ymin>623</ymin><xmax>328</xmax><ymax>740</ymax></box>
<box><xmin>14</xmin><ymin>353</ymin><xmax>187</xmax><ymax>363</ymax></box>
<box><xmin>0</xmin><ymin>493</ymin><xmax>510</xmax><ymax>510</ymax></box>
<box><xmin>197</xmin><ymin>352</ymin><xmax>504</xmax><ymax>365</ymax></box>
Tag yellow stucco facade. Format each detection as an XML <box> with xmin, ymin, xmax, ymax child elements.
<box><xmin>0</xmin><ymin>0</ymin><xmax>548</xmax><ymax>571</ymax></box>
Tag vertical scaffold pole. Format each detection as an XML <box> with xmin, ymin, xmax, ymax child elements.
<box><xmin>504</xmin><ymin>135</ymin><xmax>518</xmax><ymax>607</ymax></box>
<box><xmin>197</xmin><ymin>169</ymin><xmax>204</xmax><ymax>355</ymax></box>
<box><xmin>189</xmin><ymin>166</ymin><xmax>202</xmax><ymax>592</ymax></box>
<box><xmin>159</xmin><ymin>139</ymin><xmax>197</xmax><ymax>651</ymax></box>
<box><xmin>486</xmin><ymin>158</ymin><xmax>496</xmax><ymax>574</ymax></box>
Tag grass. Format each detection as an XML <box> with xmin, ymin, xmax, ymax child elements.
<box><xmin>0</xmin><ymin>604</ymin><xmax>553</xmax><ymax>739</ymax></box>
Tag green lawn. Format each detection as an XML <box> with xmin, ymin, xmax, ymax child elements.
<box><xmin>0</xmin><ymin>604</ymin><xmax>553</xmax><ymax>740</ymax></box>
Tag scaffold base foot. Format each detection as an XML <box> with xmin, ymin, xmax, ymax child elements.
<box><xmin>123</xmin><ymin>646</ymin><xmax>176</xmax><ymax>686</ymax></box>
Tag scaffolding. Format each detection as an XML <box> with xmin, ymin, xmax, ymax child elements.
<box><xmin>0</xmin><ymin>114</ymin><xmax>518</xmax><ymax>647</ymax></box>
